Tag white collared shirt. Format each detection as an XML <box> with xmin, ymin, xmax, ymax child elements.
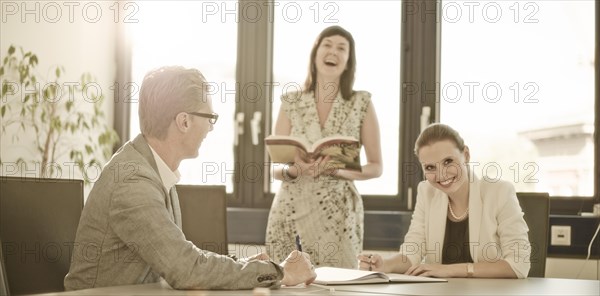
<box><xmin>149</xmin><ymin>146</ymin><xmax>181</xmax><ymax>192</ymax></box>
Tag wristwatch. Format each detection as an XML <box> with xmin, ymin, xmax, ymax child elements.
<box><xmin>467</xmin><ymin>263</ymin><xmax>474</xmax><ymax>278</ymax></box>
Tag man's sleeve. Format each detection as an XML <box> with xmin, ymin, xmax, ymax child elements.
<box><xmin>109</xmin><ymin>172</ymin><xmax>283</xmax><ymax>289</ymax></box>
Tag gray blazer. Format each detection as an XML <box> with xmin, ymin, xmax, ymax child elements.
<box><xmin>64</xmin><ymin>135</ymin><xmax>282</xmax><ymax>290</ymax></box>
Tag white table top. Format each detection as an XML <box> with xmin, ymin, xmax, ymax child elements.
<box><xmin>332</xmin><ymin>277</ymin><xmax>600</xmax><ymax>296</ymax></box>
<box><xmin>34</xmin><ymin>277</ymin><xmax>600</xmax><ymax>296</ymax></box>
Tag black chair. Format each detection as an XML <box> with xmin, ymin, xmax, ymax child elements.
<box><xmin>0</xmin><ymin>177</ymin><xmax>83</xmax><ymax>295</ymax></box>
<box><xmin>176</xmin><ymin>185</ymin><xmax>228</xmax><ymax>255</ymax></box>
<box><xmin>0</xmin><ymin>239</ymin><xmax>9</xmax><ymax>296</ymax></box>
<box><xmin>516</xmin><ymin>192</ymin><xmax>550</xmax><ymax>278</ymax></box>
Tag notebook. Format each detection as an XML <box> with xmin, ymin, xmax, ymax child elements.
<box><xmin>314</xmin><ymin>267</ymin><xmax>448</xmax><ymax>285</ymax></box>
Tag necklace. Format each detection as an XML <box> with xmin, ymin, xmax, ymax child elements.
<box><xmin>448</xmin><ymin>202</ymin><xmax>469</xmax><ymax>221</ymax></box>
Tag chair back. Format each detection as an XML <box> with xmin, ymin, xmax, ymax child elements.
<box><xmin>0</xmin><ymin>177</ymin><xmax>83</xmax><ymax>295</ymax></box>
<box><xmin>176</xmin><ymin>185</ymin><xmax>228</xmax><ymax>255</ymax></box>
<box><xmin>0</xmin><ymin>239</ymin><xmax>10</xmax><ymax>296</ymax></box>
<box><xmin>516</xmin><ymin>192</ymin><xmax>550</xmax><ymax>278</ymax></box>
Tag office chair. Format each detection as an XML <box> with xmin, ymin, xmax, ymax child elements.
<box><xmin>0</xmin><ymin>240</ymin><xmax>9</xmax><ymax>296</ymax></box>
<box><xmin>516</xmin><ymin>192</ymin><xmax>550</xmax><ymax>278</ymax></box>
<box><xmin>176</xmin><ymin>185</ymin><xmax>228</xmax><ymax>255</ymax></box>
<box><xmin>0</xmin><ymin>177</ymin><xmax>84</xmax><ymax>295</ymax></box>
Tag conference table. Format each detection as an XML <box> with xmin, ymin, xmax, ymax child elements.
<box><xmin>36</xmin><ymin>277</ymin><xmax>599</xmax><ymax>295</ymax></box>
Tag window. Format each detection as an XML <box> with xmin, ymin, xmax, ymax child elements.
<box><xmin>127</xmin><ymin>1</ymin><xmax>237</xmax><ymax>192</ymax></box>
<box><xmin>126</xmin><ymin>1</ymin><xmax>403</xmax><ymax>207</ymax></box>
<box><xmin>270</xmin><ymin>1</ymin><xmax>401</xmax><ymax>196</ymax></box>
<box><xmin>119</xmin><ymin>1</ymin><xmax>596</xmax><ymax>214</ymax></box>
<box><xmin>440</xmin><ymin>0</ymin><xmax>595</xmax><ymax>197</ymax></box>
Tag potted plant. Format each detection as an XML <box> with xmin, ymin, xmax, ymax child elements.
<box><xmin>0</xmin><ymin>45</ymin><xmax>119</xmax><ymax>181</ymax></box>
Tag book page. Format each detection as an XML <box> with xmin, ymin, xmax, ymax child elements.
<box><xmin>264</xmin><ymin>135</ymin><xmax>311</xmax><ymax>151</ymax></box>
<box><xmin>314</xmin><ymin>267</ymin><xmax>388</xmax><ymax>285</ymax></box>
<box><xmin>312</xmin><ymin>136</ymin><xmax>361</xmax><ymax>172</ymax></box>
<box><xmin>265</xmin><ymin>135</ymin><xmax>362</xmax><ymax>171</ymax></box>
<box><xmin>311</xmin><ymin>135</ymin><xmax>359</xmax><ymax>152</ymax></box>
<box><xmin>386</xmin><ymin>273</ymin><xmax>447</xmax><ymax>283</ymax></box>
<box><xmin>314</xmin><ymin>267</ymin><xmax>447</xmax><ymax>285</ymax></box>
<box><xmin>264</xmin><ymin>135</ymin><xmax>311</xmax><ymax>163</ymax></box>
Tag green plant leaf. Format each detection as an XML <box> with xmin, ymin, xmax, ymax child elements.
<box><xmin>51</xmin><ymin>117</ymin><xmax>61</xmax><ymax>130</ymax></box>
<box><xmin>3</xmin><ymin>45</ymin><xmax>120</xmax><ymax>185</ymax></box>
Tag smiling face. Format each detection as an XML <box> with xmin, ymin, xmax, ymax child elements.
<box><xmin>417</xmin><ymin>140</ymin><xmax>470</xmax><ymax>196</ymax></box>
<box><xmin>314</xmin><ymin>35</ymin><xmax>350</xmax><ymax>81</ymax></box>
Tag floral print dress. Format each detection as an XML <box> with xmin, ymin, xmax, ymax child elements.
<box><xmin>265</xmin><ymin>90</ymin><xmax>371</xmax><ymax>268</ymax></box>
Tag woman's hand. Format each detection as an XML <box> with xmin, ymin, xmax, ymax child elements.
<box><xmin>291</xmin><ymin>153</ymin><xmax>333</xmax><ymax>178</ymax></box>
<box><xmin>405</xmin><ymin>263</ymin><xmax>459</xmax><ymax>278</ymax></box>
<box><xmin>357</xmin><ymin>253</ymin><xmax>384</xmax><ymax>272</ymax></box>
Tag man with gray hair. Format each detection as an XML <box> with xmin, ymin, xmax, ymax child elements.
<box><xmin>64</xmin><ymin>66</ymin><xmax>316</xmax><ymax>290</ymax></box>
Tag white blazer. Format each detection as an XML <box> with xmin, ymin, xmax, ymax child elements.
<box><xmin>400</xmin><ymin>175</ymin><xmax>531</xmax><ymax>278</ymax></box>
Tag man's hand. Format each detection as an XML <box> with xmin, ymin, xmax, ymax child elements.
<box><xmin>243</xmin><ymin>253</ymin><xmax>270</xmax><ymax>262</ymax></box>
<box><xmin>280</xmin><ymin>250</ymin><xmax>317</xmax><ymax>286</ymax></box>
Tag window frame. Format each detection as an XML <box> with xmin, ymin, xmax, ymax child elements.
<box><xmin>113</xmin><ymin>0</ymin><xmax>598</xmax><ymax>220</ymax></box>
<box><xmin>235</xmin><ymin>0</ymin><xmax>417</xmax><ymax>211</ymax></box>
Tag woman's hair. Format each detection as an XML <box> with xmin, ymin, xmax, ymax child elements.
<box><xmin>414</xmin><ymin>123</ymin><xmax>466</xmax><ymax>155</ymax></box>
<box><xmin>139</xmin><ymin>66</ymin><xmax>208</xmax><ymax>140</ymax></box>
<box><xmin>303</xmin><ymin>25</ymin><xmax>356</xmax><ymax>101</ymax></box>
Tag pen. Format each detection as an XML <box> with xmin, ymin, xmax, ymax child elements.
<box><xmin>295</xmin><ymin>234</ymin><xmax>302</xmax><ymax>252</ymax></box>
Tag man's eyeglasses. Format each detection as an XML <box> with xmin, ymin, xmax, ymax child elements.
<box><xmin>187</xmin><ymin>112</ymin><xmax>219</xmax><ymax>124</ymax></box>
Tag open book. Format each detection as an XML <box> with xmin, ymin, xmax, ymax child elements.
<box><xmin>265</xmin><ymin>135</ymin><xmax>362</xmax><ymax>172</ymax></box>
<box><xmin>314</xmin><ymin>267</ymin><xmax>447</xmax><ymax>285</ymax></box>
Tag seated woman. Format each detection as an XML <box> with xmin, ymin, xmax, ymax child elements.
<box><xmin>358</xmin><ymin>123</ymin><xmax>530</xmax><ymax>278</ymax></box>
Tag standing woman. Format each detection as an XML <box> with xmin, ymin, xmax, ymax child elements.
<box><xmin>266</xmin><ymin>26</ymin><xmax>383</xmax><ymax>268</ymax></box>
<box><xmin>358</xmin><ymin>123</ymin><xmax>530</xmax><ymax>278</ymax></box>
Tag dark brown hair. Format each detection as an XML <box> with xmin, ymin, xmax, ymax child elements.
<box><xmin>414</xmin><ymin>123</ymin><xmax>466</xmax><ymax>156</ymax></box>
<box><xmin>304</xmin><ymin>25</ymin><xmax>356</xmax><ymax>100</ymax></box>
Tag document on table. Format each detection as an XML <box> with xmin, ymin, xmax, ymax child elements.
<box><xmin>314</xmin><ymin>267</ymin><xmax>447</xmax><ymax>285</ymax></box>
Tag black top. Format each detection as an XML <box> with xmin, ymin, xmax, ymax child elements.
<box><xmin>442</xmin><ymin>217</ymin><xmax>474</xmax><ymax>264</ymax></box>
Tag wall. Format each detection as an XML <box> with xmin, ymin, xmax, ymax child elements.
<box><xmin>546</xmin><ymin>258</ymin><xmax>599</xmax><ymax>280</ymax></box>
<box><xmin>0</xmin><ymin>1</ymin><xmax>117</xmax><ymax>196</ymax></box>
